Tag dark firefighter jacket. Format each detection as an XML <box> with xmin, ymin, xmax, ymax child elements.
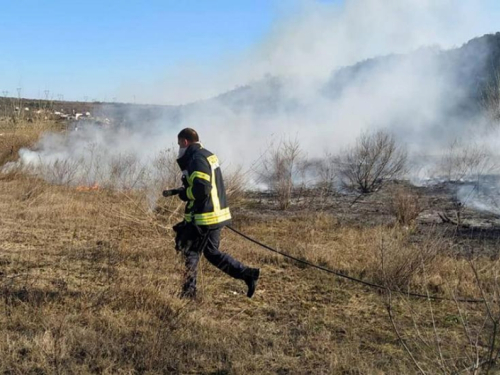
<box><xmin>177</xmin><ymin>143</ymin><xmax>232</xmax><ymax>229</ymax></box>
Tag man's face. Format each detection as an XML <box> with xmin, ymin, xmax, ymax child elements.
<box><xmin>178</xmin><ymin>138</ymin><xmax>189</xmax><ymax>148</ymax></box>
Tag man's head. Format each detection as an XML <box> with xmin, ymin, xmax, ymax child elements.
<box><xmin>177</xmin><ymin>128</ymin><xmax>199</xmax><ymax>149</ymax></box>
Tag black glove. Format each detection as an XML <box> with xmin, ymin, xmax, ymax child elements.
<box><xmin>163</xmin><ymin>188</ymin><xmax>184</xmax><ymax>197</ymax></box>
<box><xmin>172</xmin><ymin>221</ymin><xmax>204</xmax><ymax>253</ymax></box>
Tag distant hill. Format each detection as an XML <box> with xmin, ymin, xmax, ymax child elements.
<box><xmin>323</xmin><ymin>32</ymin><xmax>500</xmax><ymax>113</ymax></box>
<box><xmin>197</xmin><ymin>32</ymin><xmax>500</xmax><ymax>120</ymax></box>
<box><xmin>3</xmin><ymin>33</ymin><xmax>499</xmax><ymax>126</ymax></box>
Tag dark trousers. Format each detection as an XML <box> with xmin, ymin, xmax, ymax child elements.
<box><xmin>183</xmin><ymin>228</ymin><xmax>247</xmax><ymax>295</ymax></box>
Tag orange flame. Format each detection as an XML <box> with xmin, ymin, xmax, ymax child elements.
<box><xmin>76</xmin><ymin>183</ymin><xmax>100</xmax><ymax>192</ymax></box>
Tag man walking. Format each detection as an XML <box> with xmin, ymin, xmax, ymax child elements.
<box><xmin>172</xmin><ymin>128</ymin><xmax>260</xmax><ymax>299</ymax></box>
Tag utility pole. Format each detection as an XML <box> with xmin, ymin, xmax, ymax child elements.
<box><xmin>16</xmin><ymin>88</ymin><xmax>22</xmax><ymax>119</ymax></box>
<box><xmin>1</xmin><ymin>91</ymin><xmax>8</xmax><ymax>117</ymax></box>
<box><xmin>43</xmin><ymin>90</ymin><xmax>50</xmax><ymax>112</ymax></box>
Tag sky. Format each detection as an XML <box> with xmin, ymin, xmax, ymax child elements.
<box><xmin>0</xmin><ymin>0</ymin><xmax>498</xmax><ymax>105</ymax></box>
<box><xmin>0</xmin><ymin>0</ymin><xmax>286</xmax><ymax>103</ymax></box>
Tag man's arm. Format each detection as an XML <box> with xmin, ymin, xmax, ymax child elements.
<box><xmin>178</xmin><ymin>156</ymin><xmax>212</xmax><ymax>201</ymax></box>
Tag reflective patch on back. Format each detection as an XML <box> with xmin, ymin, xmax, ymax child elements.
<box><xmin>207</xmin><ymin>155</ymin><xmax>219</xmax><ymax>168</ymax></box>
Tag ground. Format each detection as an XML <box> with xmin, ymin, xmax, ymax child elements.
<box><xmin>0</xmin><ymin>124</ymin><xmax>499</xmax><ymax>374</ymax></box>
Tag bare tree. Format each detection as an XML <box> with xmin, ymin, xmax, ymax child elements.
<box><xmin>259</xmin><ymin>138</ymin><xmax>303</xmax><ymax>210</ymax></box>
<box><xmin>313</xmin><ymin>151</ymin><xmax>337</xmax><ymax>192</ymax></box>
<box><xmin>482</xmin><ymin>70</ymin><xmax>500</xmax><ymax>127</ymax></box>
<box><xmin>438</xmin><ymin>139</ymin><xmax>498</xmax><ymax>182</ymax></box>
<box><xmin>223</xmin><ymin>166</ymin><xmax>247</xmax><ymax>206</ymax></box>
<box><xmin>336</xmin><ymin>130</ymin><xmax>407</xmax><ymax>194</ymax></box>
<box><xmin>436</xmin><ymin>139</ymin><xmax>499</xmax><ymax>226</ymax></box>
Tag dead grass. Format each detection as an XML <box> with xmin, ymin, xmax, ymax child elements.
<box><xmin>389</xmin><ymin>187</ymin><xmax>422</xmax><ymax>227</ymax></box>
<box><xmin>0</xmin><ymin>124</ymin><xmax>499</xmax><ymax>373</ymax></box>
<box><xmin>0</xmin><ymin>120</ymin><xmax>61</xmax><ymax>166</ymax></box>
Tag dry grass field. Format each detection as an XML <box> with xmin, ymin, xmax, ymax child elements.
<box><xmin>0</xmin><ymin>121</ymin><xmax>499</xmax><ymax>374</ymax></box>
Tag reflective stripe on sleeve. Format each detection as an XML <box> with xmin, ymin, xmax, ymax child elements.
<box><xmin>188</xmin><ymin>171</ymin><xmax>210</xmax><ymax>185</ymax></box>
<box><xmin>186</xmin><ymin>187</ymin><xmax>195</xmax><ymax>200</ymax></box>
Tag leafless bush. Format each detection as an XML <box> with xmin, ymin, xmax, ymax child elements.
<box><xmin>46</xmin><ymin>158</ymin><xmax>84</xmax><ymax>185</ymax></box>
<box><xmin>151</xmin><ymin>148</ymin><xmax>179</xmax><ymax>190</ymax></box>
<box><xmin>390</xmin><ymin>187</ymin><xmax>422</xmax><ymax>226</ymax></box>
<box><xmin>336</xmin><ymin>130</ymin><xmax>407</xmax><ymax>194</ymax></box>
<box><xmin>482</xmin><ymin>70</ymin><xmax>500</xmax><ymax>126</ymax></box>
<box><xmin>468</xmin><ymin>260</ymin><xmax>500</xmax><ymax>372</ymax></box>
<box><xmin>106</xmin><ymin>154</ymin><xmax>147</xmax><ymax>190</ymax></box>
<box><xmin>313</xmin><ymin>152</ymin><xmax>337</xmax><ymax>192</ymax></box>
<box><xmin>259</xmin><ymin>138</ymin><xmax>304</xmax><ymax>210</ymax></box>
<box><xmin>384</xmin><ymin>256</ymin><xmax>500</xmax><ymax>374</ymax></box>
<box><xmin>224</xmin><ymin>166</ymin><xmax>246</xmax><ymax>206</ymax></box>
<box><xmin>375</xmin><ymin>230</ymin><xmax>439</xmax><ymax>290</ymax></box>
<box><xmin>438</xmin><ymin>139</ymin><xmax>498</xmax><ymax>182</ymax></box>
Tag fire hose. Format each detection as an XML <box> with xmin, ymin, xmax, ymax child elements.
<box><xmin>163</xmin><ymin>188</ymin><xmax>484</xmax><ymax>304</ymax></box>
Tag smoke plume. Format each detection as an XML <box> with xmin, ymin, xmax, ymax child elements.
<box><xmin>6</xmin><ymin>0</ymin><xmax>500</xmax><ymax>211</ymax></box>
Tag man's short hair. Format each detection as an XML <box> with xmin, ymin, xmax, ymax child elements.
<box><xmin>178</xmin><ymin>128</ymin><xmax>199</xmax><ymax>143</ymax></box>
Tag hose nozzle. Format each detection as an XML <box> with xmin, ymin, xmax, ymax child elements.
<box><xmin>162</xmin><ymin>188</ymin><xmax>183</xmax><ymax>197</ymax></box>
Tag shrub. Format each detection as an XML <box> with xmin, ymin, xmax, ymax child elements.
<box><xmin>482</xmin><ymin>70</ymin><xmax>500</xmax><ymax>126</ymax></box>
<box><xmin>259</xmin><ymin>138</ymin><xmax>304</xmax><ymax>210</ymax></box>
<box><xmin>224</xmin><ymin>166</ymin><xmax>246</xmax><ymax>206</ymax></box>
<box><xmin>336</xmin><ymin>130</ymin><xmax>407</xmax><ymax>194</ymax></box>
<box><xmin>437</xmin><ymin>139</ymin><xmax>498</xmax><ymax>182</ymax></box>
<box><xmin>390</xmin><ymin>187</ymin><xmax>422</xmax><ymax>226</ymax></box>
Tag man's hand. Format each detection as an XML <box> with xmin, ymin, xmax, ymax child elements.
<box><xmin>162</xmin><ymin>188</ymin><xmax>184</xmax><ymax>197</ymax></box>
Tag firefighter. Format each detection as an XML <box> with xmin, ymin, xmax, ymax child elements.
<box><xmin>172</xmin><ymin>128</ymin><xmax>260</xmax><ymax>299</ymax></box>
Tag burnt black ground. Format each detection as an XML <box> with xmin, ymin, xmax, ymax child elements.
<box><xmin>236</xmin><ymin>181</ymin><xmax>500</xmax><ymax>259</ymax></box>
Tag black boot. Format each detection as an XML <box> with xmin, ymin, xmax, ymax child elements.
<box><xmin>180</xmin><ymin>282</ymin><xmax>197</xmax><ymax>300</ymax></box>
<box><xmin>180</xmin><ymin>288</ymin><xmax>196</xmax><ymax>300</ymax></box>
<box><xmin>243</xmin><ymin>268</ymin><xmax>260</xmax><ymax>298</ymax></box>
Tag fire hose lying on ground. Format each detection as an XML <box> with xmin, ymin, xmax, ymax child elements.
<box><xmin>162</xmin><ymin>188</ymin><xmax>484</xmax><ymax>304</ymax></box>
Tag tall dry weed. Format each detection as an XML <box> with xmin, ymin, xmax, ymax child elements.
<box><xmin>224</xmin><ymin>166</ymin><xmax>246</xmax><ymax>206</ymax></box>
<box><xmin>376</xmin><ymin>228</ymin><xmax>440</xmax><ymax>290</ymax></box>
<box><xmin>389</xmin><ymin>187</ymin><xmax>422</xmax><ymax>226</ymax></box>
<box><xmin>258</xmin><ymin>138</ymin><xmax>303</xmax><ymax>210</ymax></box>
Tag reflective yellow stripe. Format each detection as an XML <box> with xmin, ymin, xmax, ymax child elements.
<box><xmin>195</xmin><ymin>215</ymin><xmax>231</xmax><ymax>226</ymax></box>
<box><xmin>210</xmin><ymin>166</ymin><xmax>221</xmax><ymax>212</ymax></box>
<box><xmin>194</xmin><ymin>208</ymin><xmax>231</xmax><ymax>225</ymax></box>
<box><xmin>188</xmin><ymin>171</ymin><xmax>210</xmax><ymax>185</ymax></box>
<box><xmin>184</xmin><ymin>208</ymin><xmax>232</xmax><ymax>225</ymax></box>
<box><xmin>207</xmin><ymin>155</ymin><xmax>219</xmax><ymax>167</ymax></box>
<box><xmin>194</xmin><ymin>208</ymin><xmax>230</xmax><ymax>220</ymax></box>
<box><xmin>186</xmin><ymin>187</ymin><xmax>195</xmax><ymax>200</ymax></box>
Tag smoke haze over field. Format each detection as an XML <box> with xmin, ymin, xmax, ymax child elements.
<box><xmin>151</xmin><ymin>0</ymin><xmax>500</xmax><ymax>104</ymax></box>
<box><xmin>8</xmin><ymin>0</ymin><xmax>500</xmax><ymax>200</ymax></box>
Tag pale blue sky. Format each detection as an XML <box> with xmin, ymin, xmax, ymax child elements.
<box><xmin>0</xmin><ymin>0</ymin><xmax>497</xmax><ymax>104</ymax></box>
<box><xmin>0</xmin><ymin>0</ymin><xmax>297</xmax><ymax>102</ymax></box>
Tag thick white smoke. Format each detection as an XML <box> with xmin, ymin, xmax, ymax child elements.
<box><xmin>6</xmin><ymin>0</ymin><xmax>500</xmax><ymax>211</ymax></box>
<box><xmin>147</xmin><ymin>0</ymin><xmax>500</xmax><ymax>104</ymax></box>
